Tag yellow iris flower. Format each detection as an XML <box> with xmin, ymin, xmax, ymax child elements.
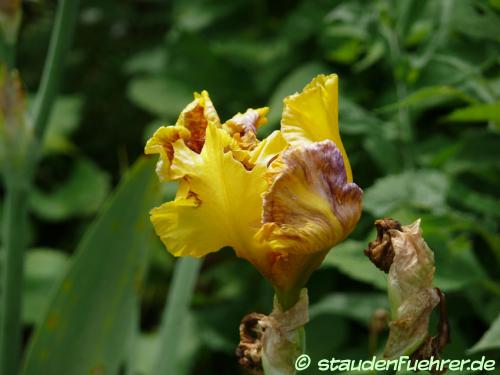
<box><xmin>145</xmin><ymin>74</ymin><xmax>362</xmax><ymax>303</ymax></box>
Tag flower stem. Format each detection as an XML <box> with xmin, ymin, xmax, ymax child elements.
<box><xmin>152</xmin><ymin>257</ymin><xmax>202</xmax><ymax>374</ymax></box>
<box><xmin>32</xmin><ymin>0</ymin><xmax>80</xmax><ymax>140</ymax></box>
<box><xmin>0</xmin><ymin>1</ymin><xmax>79</xmax><ymax>372</ymax></box>
<box><xmin>0</xmin><ymin>187</ymin><xmax>28</xmax><ymax>374</ymax></box>
<box><xmin>275</xmin><ymin>288</ymin><xmax>301</xmax><ymax>311</ymax></box>
<box><xmin>0</xmin><ymin>39</ymin><xmax>15</xmax><ymax>69</ymax></box>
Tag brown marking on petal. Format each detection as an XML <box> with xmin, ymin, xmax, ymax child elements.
<box><xmin>183</xmin><ymin>105</ymin><xmax>208</xmax><ymax>153</ymax></box>
<box><xmin>144</xmin><ymin>126</ymin><xmax>189</xmax><ymax>162</ymax></box>
<box><xmin>260</xmin><ymin>141</ymin><xmax>362</xmax><ymax>254</ymax></box>
<box><xmin>224</xmin><ymin>108</ymin><xmax>268</xmax><ymax>151</ymax></box>
<box><xmin>364</xmin><ymin>218</ymin><xmax>402</xmax><ymax>273</ymax></box>
<box><xmin>163</xmin><ymin>135</ymin><xmax>179</xmax><ymax>161</ymax></box>
<box><xmin>226</xmin><ymin>109</ymin><xmax>266</xmax><ymax>135</ymax></box>
<box><xmin>186</xmin><ymin>189</ymin><xmax>202</xmax><ymax>206</ymax></box>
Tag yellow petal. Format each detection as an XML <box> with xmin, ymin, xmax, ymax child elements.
<box><xmin>150</xmin><ymin>122</ymin><xmax>270</xmax><ymax>272</ymax></box>
<box><xmin>281</xmin><ymin>74</ymin><xmax>352</xmax><ymax>182</ymax></box>
<box><xmin>248</xmin><ymin>130</ymin><xmax>288</xmax><ymax>167</ymax></box>
<box><xmin>256</xmin><ymin>140</ymin><xmax>362</xmax><ymax>254</ymax></box>
<box><xmin>144</xmin><ymin>125</ymin><xmax>190</xmax><ymax>181</ymax></box>
<box><xmin>144</xmin><ymin>90</ymin><xmax>220</xmax><ymax>180</ymax></box>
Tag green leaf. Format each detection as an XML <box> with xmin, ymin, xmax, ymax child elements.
<box><xmin>431</xmin><ymin>236</ymin><xmax>485</xmax><ymax>292</ymax></box>
<box><xmin>306</xmin><ymin>315</ymin><xmax>348</xmax><ymax>364</ymax></box>
<box><xmin>327</xmin><ymin>39</ymin><xmax>363</xmax><ymax>64</ymax></box>
<box><xmin>30</xmin><ymin>158</ymin><xmax>110</xmax><ymax>221</ymax></box>
<box><xmin>22</xmin><ymin>157</ymin><xmax>160</xmax><ymax>374</ymax></box>
<box><xmin>131</xmin><ymin>313</ymin><xmax>200</xmax><ymax>375</ymax></box>
<box><xmin>124</xmin><ymin>48</ymin><xmax>166</xmax><ymax>75</ymax></box>
<box><xmin>339</xmin><ymin>98</ymin><xmax>383</xmax><ymax>135</ymax></box>
<box><xmin>130</xmin><ymin>333</ymin><xmax>160</xmax><ymax>375</ymax></box>
<box><xmin>363</xmin><ymin>170</ymin><xmax>449</xmax><ymax>217</ymax></box>
<box><xmin>377</xmin><ymin>86</ymin><xmax>476</xmax><ymax>113</ymax></box>
<box><xmin>322</xmin><ymin>240</ymin><xmax>387</xmax><ymax>290</ymax></box>
<box><xmin>450</xmin><ymin>0</ymin><xmax>500</xmax><ymax>41</ymax></box>
<box><xmin>127</xmin><ymin>76</ymin><xmax>193</xmax><ymax>119</ymax></box>
<box><xmin>353</xmin><ymin>39</ymin><xmax>385</xmax><ymax>72</ymax></box>
<box><xmin>172</xmin><ymin>0</ymin><xmax>240</xmax><ymax>32</ymax></box>
<box><xmin>448</xmin><ymin>182</ymin><xmax>500</xmax><ymax>219</ymax></box>
<box><xmin>309</xmin><ymin>292</ymin><xmax>388</xmax><ymax>325</ymax></box>
<box><xmin>468</xmin><ymin>313</ymin><xmax>500</xmax><ymax>353</ymax></box>
<box><xmin>444</xmin><ymin>102</ymin><xmax>500</xmax><ymax>123</ymax></box>
<box><xmin>362</xmin><ymin>126</ymin><xmax>401</xmax><ymax>174</ymax></box>
<box><xmin>23</xmin><ymin>249</ymin><xmax>70</xmax><ymax>325</ymax></box>
<box><xmin>404</xmin><ymin>20</ymin><xmax>432</xmax><ymax>47</ymax></box>
<box><xmin>152</xmin><ymin>257</ymin><xmax>203</xmax><ymax>374</ymax></box>
<box><xmin>43</xmin><ymin>96</ymin><xmax>83</xmax><ymax>154</ymax></box>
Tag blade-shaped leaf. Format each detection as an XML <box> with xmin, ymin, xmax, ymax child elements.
<box><xmin>468</xmin><ymin>313</ymin><xmax>500</xmax><ymax>354</ymax></box>
<box><xmin>444</xmin><ymin>102</ymin><xmax>500</xmax><ymax>123</ymax></box>
<box><xmin>22</xmin><ymin>249</ymin><xmax>70</xmax><ymax>326</ymax></box>
<box><xmin>22</xmin><ymin>157</ymin><xmax>160</xmax><ymax>374</ymax></box>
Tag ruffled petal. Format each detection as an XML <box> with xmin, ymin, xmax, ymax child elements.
<box><xmin>144</xmin><ymin>125</ymin><xmax>190</xmax><ymax>181</ymax></box>
<box><xmin>224</xmin><ymin>107</ymin><xmax>268</xmax><ymax>142</ymax></box>
<box><xmin>144</xmin><ymin>90</ymin><xmax>220</xmax><ymax>180</ymax></box>
<box><xmin>256</xmin><ymin>140</ymin><xmax>362</xmax><ymax>254</ymax></box>
<box><xmin>281</xmin><ymin>74</ymin><xmax>352</xmax><ymax>182</ymax></box>
<box><xmin>150</xmin><ymin>123</ymin><xmax>269</xmax><ymax>266</ymax></box>
<box><xmin>176</xmin><ymin>90</ymin><xmax>220</xmax><ymax>153</ymax></box>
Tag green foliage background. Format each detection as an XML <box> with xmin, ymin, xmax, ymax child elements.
<box><xmin>7</xmin><ymin>0</ymin><xmax>500</xmax><ymax>373</ymax></box>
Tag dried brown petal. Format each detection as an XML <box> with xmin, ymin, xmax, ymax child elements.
<box><xmin>365</xmin><ymin>219</ymin><xmax>450</xmax><ymax>362</ymax></box>
<box><xmin>236</xmin><ymin>313</ymin><xmax>267</xmax><ymax>374</ymax></box>
<box><xmin>364</xmin><ymin>218</ymin><xmax>401</xmax><ymax>273</ymax></box>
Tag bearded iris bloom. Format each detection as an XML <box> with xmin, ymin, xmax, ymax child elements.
<box><xmin>145</xmin><ymin>74</ymin><xmax>363</xmax><ymax>308</ymax></box>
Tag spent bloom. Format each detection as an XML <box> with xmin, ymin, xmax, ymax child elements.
<box><xmin>145</xmin><ymin>74</ymin><xmax>363</xmax><ymax>298</ymax></box>
<box><xmin>365</xmin><ymin>218</ymin><xmax>449</xmax><ymax>359</ymax></box>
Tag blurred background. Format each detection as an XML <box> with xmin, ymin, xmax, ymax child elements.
<box><xmin>9</xmin><ymin>0</ymin><xmax>500</xmax><ymax>373</ymax></box>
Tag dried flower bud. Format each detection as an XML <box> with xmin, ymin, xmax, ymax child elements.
<box><xmin>364</xmin><ymin>219</ymin><xmax>449</xmax><ymax>362</ymax></box>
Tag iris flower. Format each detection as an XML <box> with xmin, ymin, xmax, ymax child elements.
<box><xmin>145</xmin><ymin>74</ymin><xmax>362</xmax><ymax>307</ymax></box>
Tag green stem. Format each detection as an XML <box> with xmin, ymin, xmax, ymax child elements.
<box><xmin>0</xmin><ymin>39</ymin><xmax>15</xmax><ymax>69</ymax></box>
<box><xmin>32</xmin><ymin>0</ymin><xmax>80</xmax><ymax>140</ymax></box>
<box><xmin>0</xmin><ymin>187</ymin><xmax>28</xmax><ymax>374</ymax></box>
<box><xmin>275</xmin><ymin>288</ymin><xmax>301</xmax><ymax>312</ymax></box>
<box><xmin>152</xmin><ymin>257</ymin><xmax>202</xmax><ymax>374</ymax></box>
<box><xmin>0</xmin><ymin>1</ymin><xmax>79</xmax><ymax>372</ymax></box>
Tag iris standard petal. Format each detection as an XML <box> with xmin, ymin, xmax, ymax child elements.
<box><xmin>257</xmin><ymin>140</ymin><xmax>362</xmax><ymax>254</ymax></box>
<box><xmin>281</xmin><ymin>74</ymin><xmax>352</xmax><ymax>182</ymax></box>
